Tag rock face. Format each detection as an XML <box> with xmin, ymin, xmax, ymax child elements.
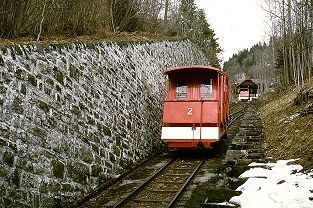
<box><xmin>0</xmin><ymin>40</ymin><xmax>208</xmax><ymax>207</ymax></box>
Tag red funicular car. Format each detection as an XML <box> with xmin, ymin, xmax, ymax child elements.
<box><xmin>161</xmin><ymin>66</ymin><xmax>230</xmax><ymax>149</ymax></box>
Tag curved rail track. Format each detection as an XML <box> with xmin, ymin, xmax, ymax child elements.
<box><xmin>228</xmin><ymin>103</ymin><xmax>248</xmax><ymax>127</ymax></box>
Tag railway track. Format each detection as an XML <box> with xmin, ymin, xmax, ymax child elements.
<box><xmin>77</xmin><ymin>151</ymin><xmax>214</xmax><ymax>208</ymax></box>
<box><xmin>72</xmin><ymin>102</ymin><xmax>265</xmax><ymax>208</ymax></box>
<box><xmin>228</xmin><ymin>103</ymin><xmax>248</xmax><ymax>127</ymax></box>
<box><xmin>114</xmin><ymin>157</ymin><xmax>205</xmax><ymax>208</ymax></box>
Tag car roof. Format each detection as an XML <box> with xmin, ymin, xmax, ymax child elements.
<box><xmin>163</xmin><ymin>65</ymin><xmax>228</xmax><ymax>77</ymax></box>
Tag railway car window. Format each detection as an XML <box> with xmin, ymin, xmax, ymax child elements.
<box><xmin>176</xmin><ymin>80</ymin><xmax>187</xmax><ymax>100</ymax></box>
<box><xmin>201</xmin><ymin>79</ymin><xmax>212</xmax><ymax>99</ymax></box>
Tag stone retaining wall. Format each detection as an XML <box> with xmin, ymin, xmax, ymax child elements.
<box><xmin>0</xmin><ymin>40</ymin><xmax>208</xmax><ymax>207</ymax></box>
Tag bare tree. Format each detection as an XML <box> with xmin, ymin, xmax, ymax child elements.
<box><xmin>263</xmin><ymin>0</ymin><xmax>313</xmax><ymax>91</ymax></box>
<box><xmin>37</xmin><ymin>0</ymin><xmax>46</xmax><ymax>41</ymax></box>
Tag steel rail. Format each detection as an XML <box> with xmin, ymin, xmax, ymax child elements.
<box><xmin>228</xmin><ymin>104</ymin><xmax>248</xmax><ymax>127</ymax></box>
<box><xmin>228</xmin><ymin>112</ymin><xmax>246</xmax><ymax>127</ymax></box>
<box><xmin>167</xmin><ymin>158</ymin><xmax>206</xmax><ymax>208</ymax></box>
<box><xmin>112</xmin><ymin>158</ymin><xmax>175</xmax><ymax>208</ymax></box>
<box><xmin>230</xmin><ymin>104</ymin><xmax>247</xmax><ymax>118</ymax></box>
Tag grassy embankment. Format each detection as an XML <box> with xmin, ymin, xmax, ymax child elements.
<box><xmin>0</xmin><ymin>32</ymin><xmax>174</xmax><ymax>46</ymax></box>
<box><xmin>260</xmin><ymin>81</ymin><xmax>313</xmax><ymax>170</ymax></box>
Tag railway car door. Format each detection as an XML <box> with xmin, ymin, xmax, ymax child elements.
<box><xmin>187</xmin><ymin>79</ymin><xmax>201</xmax><ymax>147</ymax></box>
<box><xmin>199</xmin><ymin>77</ymin><xmax>219</xmax><ymax>145</ymax></box>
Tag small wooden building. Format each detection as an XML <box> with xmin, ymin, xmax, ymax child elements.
<box><xmin>237</xmin><ymin>79</ymin><xmax>259</xmax><ymax>101</ymax></box>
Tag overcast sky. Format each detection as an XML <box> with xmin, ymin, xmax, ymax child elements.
<box><xmin>196</xmin><ymin>0</ymin><xmax>269</xmax><ymax>63</ymax></box>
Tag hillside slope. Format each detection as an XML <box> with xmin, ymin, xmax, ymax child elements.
<box><xmin>260</xmin><ymin>82</ymin><xmax>313</xmax><ymax>170</ymax></box>
<box><xmin>0</xmin><ymin>32</ymin><xmax>175</xmax><ymax>46</ymax></box>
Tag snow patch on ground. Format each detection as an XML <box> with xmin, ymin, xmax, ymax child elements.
<box><xmin>278</xmin><ymin>113</ymin><xmax>300</xmax><ymax>124</ymax></box>
<box><xmin>230</xmin><ymin>159</ymin><xmax>313</xmax><ymax>208</ymax></box>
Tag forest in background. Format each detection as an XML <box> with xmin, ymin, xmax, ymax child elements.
<box><xmin>224</xmin><ymin>0</ymin><xmax>313</xmax><ymax>94</ymax></box>
<box><xmin>0</xmin><ymin>0</ymin><xmax>222</xmax><ymax>67</ymax></box>
<box><xmin>3</xmin><ymin>0</ymin><xmax>313</xmax><ymax>93</ymax></box>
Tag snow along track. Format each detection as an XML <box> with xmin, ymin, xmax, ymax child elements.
<box><xmin>189</xmin><ymin>101</ymin><xmax>267</xmax><ymax>207</ymax></box>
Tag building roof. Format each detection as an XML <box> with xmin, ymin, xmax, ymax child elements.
<box><xmin>237</xmin><ymin>79</ymin><xmax>260</xmax><ymax>87</ymax></box>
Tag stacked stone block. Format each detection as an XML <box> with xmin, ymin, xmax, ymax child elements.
<box><xmin>224</xmin><ymin>104</ymin><xmax>266</xmax><ymax>181</ymax></box>
<box><xmin>0</xmin><ymin>40</ymin><xmax>208</xmax><ymax>207</ymax></box>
